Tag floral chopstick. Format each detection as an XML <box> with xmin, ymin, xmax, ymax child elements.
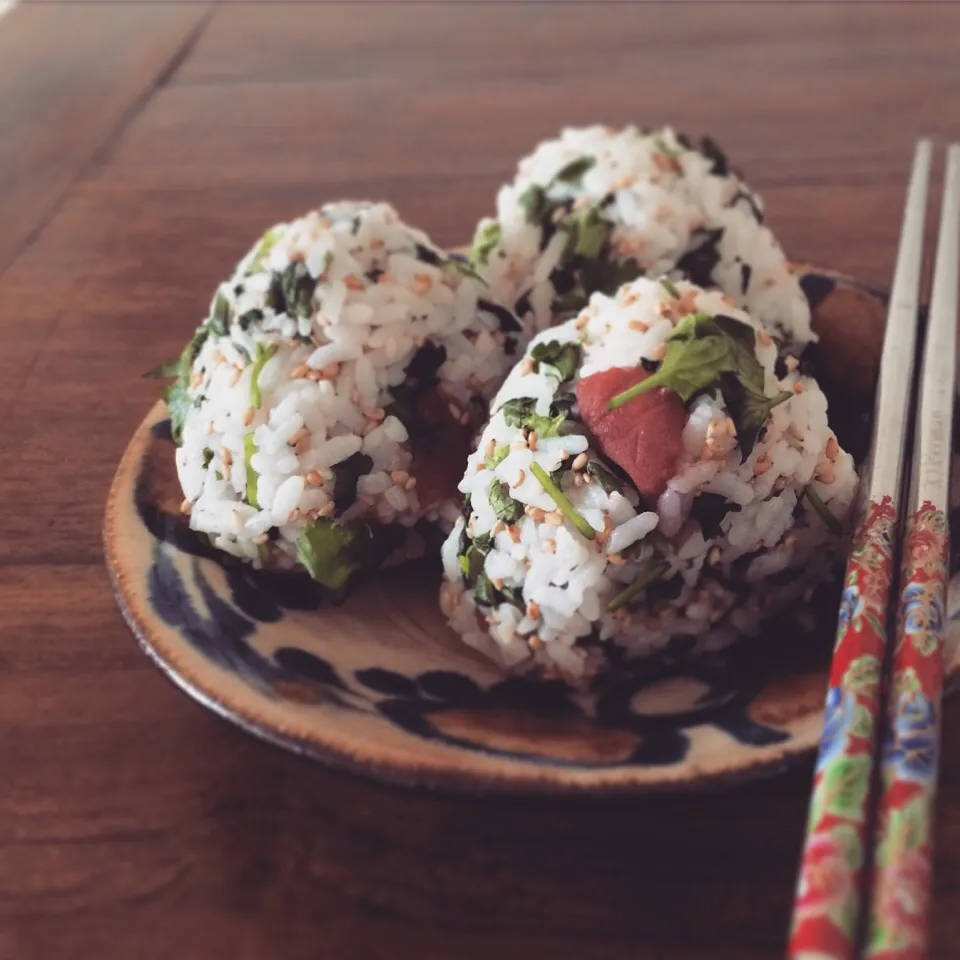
<box><xmin>863</xmin><ymin>143</ymin><xmax>960</xmax><ymax>960</ymax></box>
<box><xmin>786</xmin><ymin>141</ymin><xmax>933</xmax><ymax>960</ymax></box>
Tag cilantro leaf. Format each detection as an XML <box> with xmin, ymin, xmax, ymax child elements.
<box><xmin>250</xmin><ymin>342</ymin><xmax>278</xmax><ymax>409</ymax></box>
<box><xmin>803</xmin><ymin>485</ymin><xmax>842</xmax><ymax>535</ymax></box>
<box><xmin>488</xmin><ymin>480</ymin><xmax>523</xmax><ymax>524</ymax></box>
<box><xmin>553</xmin><ymin>155</ymin><xmax>596</xmax><ymax>185</ymax></box>
<box><xmin>719</xmin><ymin>373</ymin><xmax>792</xmax><ymax>458</ymax></box>
<box><xmin>530</xmin><ymin>339</ymin><xmax>582</xmax><ymax>383</ymax></box>
<box><xmin>484</xmin><ymin>443</ymin><xmax>511</xmax><ymax>471</ymax></box>
<box><xmin>500</xmin><ymin>397</ymin><xmax>567</xmax><ymax>438</ymax></box>
<box><xmin>243</xmin><ymin>433</ymin><xmax>260</xmax><ymax>508</ymax></box>
<box><xmin>528</xmin><ymin>462</ymin><xmax>595</xmax><ymax>540</ymax></box>
<box><xmin>585</xmin><ymin>460</ymin><xmax>625</xmax><ymax>496</ymax></box>
<box><xmin>606</xmin><ymin>560</ymin><xmax>671</xmax><ymax>612</ymax></box>
<box><xmin>469</xmin><ymin>219</ymin><xmax>502</xmax><ymax>266</ymax></box>
<box><xmin>245</xmin><ymin>224</ymin><xmax>285</xmax><ymax>275</ymax></box>
<box><xmin>518</xmin><ymin>184</ymin><xmax>548</xmax><ymax>223</ymax></box>
<box><xmin>296</xmin><ymin>519</ymin><xmax>402</xmax><ymax>597</ymax></box>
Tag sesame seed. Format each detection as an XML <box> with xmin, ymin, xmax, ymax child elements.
<box><xmin>290</xmin><ymin>363</ymin><xmax>310</xmax><ymax>380</ymax></box>
<box><xmin>527</xmin><ymin>432</ymin><xmax>538</xmax><ymax>451</ymax></box>
<box><xmin>756</xmin><ymin>330</ymin><xmax>773</xmax><ymax>347</ymax></box>
<box><xmin>543</xmin><ymin>539</ymin><xmax>556</xmax><ymax>553</ymax></box>
<box><xmin>221</xmin><ymin>448</ymin><xmax>233</xmax><ymax>467</ymax></box>
<box><xmin>793</xmin><ymin>381</ymin><xmax>805</xmax><ymax>395</ymax></box>
<box><xmin>307</xmin><ymin>369</ymin><xmax>324</xmax><ymax>382</ymax></box>
<box><xmin>528</xmin><ymin>506</ymin><xmax>546</xmax><ymax>522</ymax></box>
<box><xmin>520</xmin><ymin>358</ymin><xmax>534</xmax><ymax>375</ymax></box>
<box><xmin>527</xmin><ymin>600</ymin><xmax>541</xmax><ymax>620</ymax></box>
<box><xmin>344</xmin><ymin>275</ymin><xmax>364</xmax><ymax>291</ymax></box>
<box><xmin>484</xmin><ymin>438</ymin><xmax>496</xmax><ymax>459</ymax></box>
<box><xmin>317</xmin><ymin>501</ymin><xmax>336</xmax><ymax>518</ymax></box>
<box><xmin>389</xmin><ymin>470</ymin><xmax>410</xmax><ymax>485</ymax></box>
<box><xmin>529</xmin><ymin>635</ymin><xmax>545</xmax><ymax>651</ymax></box>
<box><xmin>252</xmin><ymin>533</ymin><xmax>269</xmax><ymax>545</ymax></box>
<box><xmin>508</xmin><ymin>525</ymin><xmax>521</xmax><ymax>542</ymax></box>
<box><xmin>607</xmin><ymin>553</ymin><xmax>625</xmax><ymax>565</ymax></box>
<box><xmin>412</xmin><ymin>274</ymin><xmax>433</xmax><ymax>296</ymax></box>
<box><xmin>242</xmin><ymin>408</ymin><xmax>254</xmax><ymax>426</ymax></box>
<box><xmin>511</xmin><ymin>470</ymin><xmax>525</xmax><ymax>489</ymax></box>
<box><xmin>306</xmin><ymin>471</ymin><xmax>323</xmax><ymax>488</ymax></box>
<box><xmin>180</xmin><ymin>498</ymin><xmax>192</xmax><ymax>515</ymax></box>
<box><xmin>545</xmin><ymin>511</ymin><xmax>563</xmax><ymax>525</ymax></box>
<box><xmin>288</xmin><ymin>508</ymin><xmax>301</xmax><ymax>524</ymax></box>
<box><xmin>825</xmin><ymin>435</ymin><xmax>840</xmax><ymax>462</ymax></box>
<box><xmin>405</xmin><ymin>477</ymin><xmax>417</xmax><ymax>490</ymax></box>
<box><xmin>572</xmin><ymin>452</ymin><xmax>589</xmax><ymax>471</ymax></box>
<box><xmin>288</xmin><ymin>427</ymin><xmax>309</xmax><ymax>447</ymax></box>
<box><xmin>322</xmin><ymin>363</ymin><xmax>341</xmax><ymax>378</ymax></box>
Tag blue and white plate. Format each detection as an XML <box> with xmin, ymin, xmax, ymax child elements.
<box><xmin>104</xmin><ymin>266</ymin><xmax>960</xmax><ymax>794</ymax></box>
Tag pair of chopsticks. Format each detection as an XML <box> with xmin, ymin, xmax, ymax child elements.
<box><xmin>787</xmin><ymin>142</ymin><xmax>960</xmax><ymax>960</ymax></box>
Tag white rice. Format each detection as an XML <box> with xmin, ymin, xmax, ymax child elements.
<box><xmin>470</xmin><ymin>124</ymin><xmax>815</xmax><ymax>350</ymax></box>
<box><xmin>173</xmin><ymin>201</ymin><xmax>522</xmax><ymax>571</ymax></box>
<box><xmin>439</xmin><ymin>276</ymin><xmax>857</xmax><ymax>683</ymax></box>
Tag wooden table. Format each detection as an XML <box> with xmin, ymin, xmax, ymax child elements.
<box><xmin>3</xmin><ymin>3</ymin><xmax>960</xmax><ymax>958</ymax></box>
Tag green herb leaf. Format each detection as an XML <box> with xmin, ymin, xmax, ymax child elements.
<box><xmin>606</xmin><ymin>560</ymin><xmax>671</xmax><ymax>612</ymax></box>
<box><xmin>484</xmin><ymin>443</ymin><xmax>511</xmax><ymax>471</ymax></box>
<box><xmin>528</xmin><ymin>462</ymin><xmax>595</xmax><ymax>540</ymax></box>
<box><xmin>296</xmin><ymin>518</ymin><xmax>399</xmax><ymax>596</ymax></box>
<box><xmin>804</xmin><ymin>485</ymin><xmax>842</xmax><ymax>535</ymax></box>
<box><xmin>202</xmin><ymin>448</ymin><xmax>214</xmax><ymax>469</ymax></box>
<box><xmin>720</xmin><ymin>374</ymin><xmax>791</xmax><ymax>458</ymax></box>
<box><xmin>563</xmin><ymin>206</ymin><xmax>611</xmax><ymax>260</ymax></box>
<box><xmin>331</xmin><ymin>452</ymin><xmax>373</xmax><ymax>513</ymax></box>
<box><xmin>143</xmin><ymin>359</ymin><xmax>180</xmax><ymax>379</ymax></box>
<box><xmin>488</xmin><ymin>480</ymin><xmax>524</xmax><ymax>524</ymax></box>
<box><xmin>659</xmin><ymin>277</ymin><xmax>681</xmax><ymax>299</ymax></box>
<box><xmin>246</xmin><ymin>224</ymin><xmax>285</xmax><ymax>275</ymax></box>
<box><xmin>518</xmin><ymin>184</ymin><xmax>547</xmax><ymax>224</ymax></box>
<box><xmin>585</xmin><ymin>460</ymin><xmax>625</xmax><ymax>496</ymax></box>
<box><xmin>250</xmin><ymin>342</ymin><xmax>278</xmax><ymax>409</ymax></box>
<box><xmin>500</xmin><ymin>397</ymin><xmax>567</xmax><ymax>439</ymax></box>
<box><xmin>553</xmin><ymin>155</ymin><xmax>596</xmax><ymax>185</ymax></box>
<box><xmin>577</xmin><ymin>255</ymin><xmax>644</xmax><ymax>298</ymax></box>
<box><xmin>244</xmin><ymin>433</ymin><xmax>260</xmax><ymax>508</ymax></box>
<box><xmin>444</xmin><ymin>256</ymin><xmax>485</xmax><ymax>283</ymax></box>
<box><xmin>469</xmin><ymin>219</ymin><xmax>502</xmax><ymax>266</ymax></box>
<box><xmin>690</xmin><ymin>492</ymin><xmax>741</xmax><ymax>540</ymax></box>
<box><xmin>166</xmin><ymin>378</ymin><xmax>195</xmax><ymax>446</ymax></box>
<box><xmin>474</xmin><ymin>570</ymin><xmax>496</xmax><ymax>606</ymax></box>
<box><xmin>530</xmin><ymin>339</ymin><xmax>582</xmax><ymax>383</ymax></box>
<box><xmin>266</xmin><ymin>261</ymin><xmax>317</xmax><ymax>319</ymax></box>
<box><xmin>209</xmin><ymin>291</ymin><xmax>232</xmax><ymax>335</ymax></box>
<box><xmin>653</xmin><ymin>134</ymin><xmax>683</xmax><ymax>159</ymax></box>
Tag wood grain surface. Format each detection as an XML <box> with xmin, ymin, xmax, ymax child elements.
<box><xmin>2</xmin><ymin>4</ymin><xmax>960</xmax><ymax>958</ymax></box>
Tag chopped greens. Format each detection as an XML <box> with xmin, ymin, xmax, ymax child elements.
<box><xmin>469</xmin><ymin>219</ymin><xmax>502</xmax><ymax>266</ymax></box>
<box><xmin>530</xmin><ymin>339</ymin><xmax>582</xmax><ymax>383</ymax></box>
<box><xmin>243</xmin><ymin>433</ymin><xmax>259</xmax><ymax>508</ymax></box>
<box><xmin>383</xmin><ymin>341</ymin><xmax>447</xmax><ymax>435</ymax></box>
<box><xmin>803</xmin><ymin>485</ymin><xmax>842</xmax><ymax>535</ymax></box>
<box><xmin>500</xmin><ymin>397</ymin><xmax>567</xmax><ymax>439</ymax></box>
<box><xmin>250</xmin><ymin>342</ymin><xmax>278</xmax><ymax>409</ymax></box>
<box><xmin>444</xmin><ymin>256</ymin><xmax>485</xmax><ymax>283</ymax></box>
<box><xmin>209</xmin><ymin>291</ymin><xmax>231</xmax><ymax>335</ymax></box>
<box><xmin>528</xmin><ymin>462</ymin><xmax>595</xmax><ymax>540</ymax></box>
<box><xmin>202</xmin><ymin>448</ymin><xmax>214</xmax><ymax>469</ymax></box>
<box><xmin>585</xmin><ymin>459</ymin><xmax>625</xmax><ymax>496</ymax></box>
<box><xmin>552</xmin><ymin>155</ymin><xmax>596</xmax><ymax>185</ymax></box>
<box><xmin>606</xmin><ymin>560</ymin><xmax>671</xmax><ymax>612</ymax></box>
<box><xmin>266</xmin><ymin>261</ymin><xmax>317</xmax><ymax>319</ymax></box>
<box><xmin>296</xmin><ymin>519</ymin><xmax>403</xmax><ymax>597</ymax></box>
<box><xmin>518</xmin><ymin>184</ymin><xmax>548</xmax><ymax>223</ymax></box>
<box><xmin>331</xmin><ymin>452</ymin><xmax>373</xmax><ymax>513</ymax></box>
<box><xmin>673</xmin><ymin>227</ymin><xmax>724</xmax><ymax>289</ymax></box>
<box><xmin>690</xmin><ymin>492</ymin><xmax>741</xmax><ymax>540</ymax></box>
<box><xmin>245</xmin><ymin>225</ymin><xmax>285</xmax><ymax>275</ymax></box>
<box><xmin>607</xmin><ymin>312</ymin><xmax>791</xmax><ymax>458</ymax></box>
<box><xmin>562</xmin><ymin>206</ymin><xmax>608</xmax><ymax>259</ymax></box>
<box><xmin>488</xmin><ymin>480</ymin><xmax>524</xmax><ymax>524</ymax></box>
<box><xmin>659</xmin><ymin>277</ymin><xmax>681</xmax><ymax>299</ymax></box>
<box><xmin>484</xmin><ymin>443</ymin><xmax>511</xmax><ymax>471</ymax></box>
<box><xmin>653</xmin><ymin>134</ymin><xmax>683</xmax><ymax>159</ymax></box>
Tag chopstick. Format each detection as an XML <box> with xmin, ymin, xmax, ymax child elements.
<box><xmin>863</xmin><ymin>144</ymin><xmax>960</xmax><ymax>959</ymax></box>
<box><xmin>786</xmin><ymin>141</ymin><xmax>933</xmax><ymax>960</ymax></box>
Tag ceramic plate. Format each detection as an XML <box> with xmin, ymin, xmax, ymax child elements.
<box><xmin>105</xmin><ymin>266</ymin><xmax>960</xmax><ymax>795</ymax></box>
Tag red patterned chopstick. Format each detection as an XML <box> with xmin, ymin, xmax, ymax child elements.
<box><xmin>786</xmin><ymin>142</ymin><xmax>932</xmax><ymax>960</ymax></box>
<box><xmin>863</xmin><ymin>143</ymin><xmax>960</xmax><ymax>960</ymax></box>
